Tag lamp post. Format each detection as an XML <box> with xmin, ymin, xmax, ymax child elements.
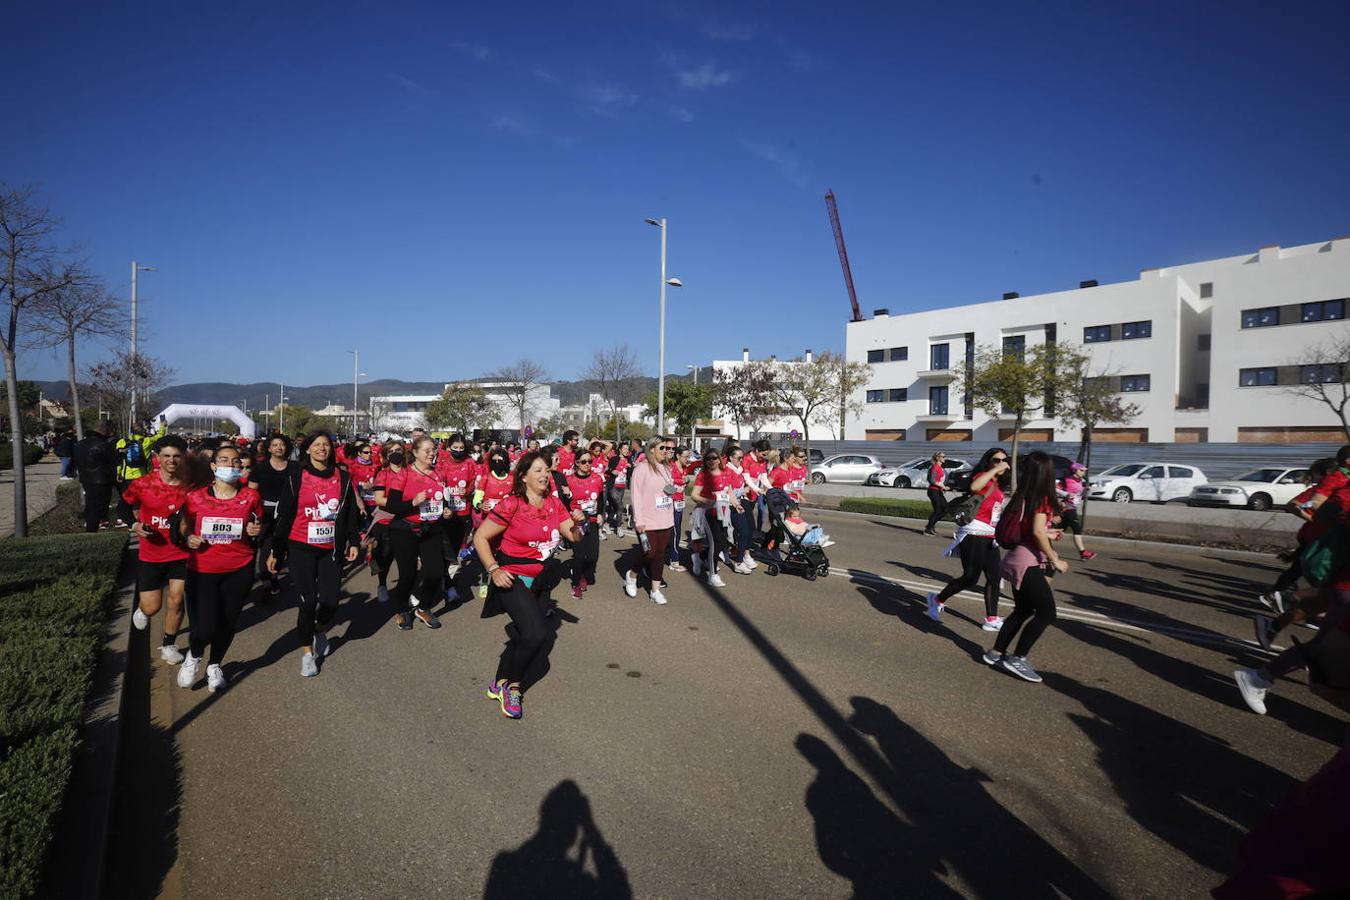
<box><xmin>130</xmin><ymin>261</ymin><xmax>156</xmax><ymax>428</ymax></box>
<box><xmin>687</xmin><ymin>363</ymin><xmax>698</xmax><ymax>446</ymax></box>
<box><xmin>644</xmin><ymin>218</ymin><xmax>683</xmax><ymax>436</ymax></box>
<box><xmin>348</xmin><ymin>349</ymin><xmax>365</xmax><ymax>436</ymax></box>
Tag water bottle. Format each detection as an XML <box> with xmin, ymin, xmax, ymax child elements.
<box><xmin>638</xmin><ymin>531</ymin><xmax>651</xmax><ymax>554</ymax></box>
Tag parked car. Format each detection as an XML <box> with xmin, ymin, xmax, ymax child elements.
<box><xmin>947</xmin><ymin>454</ymin><xmax>1074</xmax><ymax>493</ymax></box>
<box><xmin>1188</xmin><ymin>467</ymin><xmax>1308</xmax><ymax>511</ymax></box>
<box><xmin>810</xmin><ymin>454</ymin><xmax>886</xmax><ymax>484</ymax></box>
<box><xmin>1087</xmin><ymin>463</ymin><xmax>1207</xmax><ymax>503</ymax></box>
<box><xmin>868</xmin><ymin>457</ymin><xmax>972</xmax><ymax>488</ymax></box>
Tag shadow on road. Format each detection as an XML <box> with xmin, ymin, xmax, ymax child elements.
<box><xmin>483</xmin><ymin>779</ymin><xmax>631</xmax><ymax>899</ymax></box>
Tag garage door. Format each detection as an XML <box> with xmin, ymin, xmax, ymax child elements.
<box><xmin>926</xmin><ymin>429</ymin><xmax>972</xmax><ymax>441</ymax></box>
<box><xmin>1093</xmin><ymin>428</ymin><xmax>1149</xmax><ymax>443</ymax></box>
<box><xmin>865</xmin><ymin>429</ymin><xmax>907</xmax><ymax>440</ymax></box>
<box><xmin>1238</xmin><ymin>426</ymin><xmax>1347</xmax><ymax>443</ymax></box>
<box><xmin>1175</xmin><ymin>428</ymin><xmax>1208</xmax><ymax>443</ymax></box>
<box><xmin>998</xmin><ymin>428</ymin><xmax>1053</xmax><ymax>442</ymax></box>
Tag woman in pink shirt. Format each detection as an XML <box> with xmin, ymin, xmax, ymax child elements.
<box><xmin>623</xmin><ymin>435</ymin><xmax>677</xmax><ymax>605</ymax></box>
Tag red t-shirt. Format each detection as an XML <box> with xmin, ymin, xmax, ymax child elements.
<box><xmin>477</xmin><ymin>471</ymin><xmax>513</xmax><ymax>514</ymax></box>
<box><xmin>390</xmin><ymin>465</ymin><xmax>448</xmax><ymax>526</ymax></box>
<box><xmin>1302</xmin><ymin>470</ymin><xmax>1350</xmax><ymax>543</ymax></box>
<box><xmin>287</xmin><ymin>469</ymin><xmax>343</xmax><ymax>548</ymax></box>
<box><xmin>742</xmin><ymin>455</ymin><xmax>767</xmax><ymax>500</ymax></box>
<box><xmin>566</xmin><ymin>471</ymin><xmax>605</xmax><ymax>520</ymax></box>
<box><xmin>671</xmin><ymin>463</ymin><xmax>687</xmax><ymax>503</ymax></box>
<box><xmin>183</xmin><ymin>485</ymin><xmax>264</xmax><ymax>573</ymax></box>
<box><xmin>771</xmin><ymin>465</ymin><xmax>807</xmax><ymax>501</ymax></box>
<box><xmin>718</xmin><ymin>465</ymin><xmax>746</xmax><ymax>497</ymax></box>
<box><xmin>347</xmin><ymin>458</ymin><xmax>379</xmax><ymax>507</ymax></box>
<box><xmin>695</xmin><ymin>468</ymin><xmax>723</xmax><ymax>502</ymax></box>
<box><xmin>124</xmin><ymin>473</ymin><xmax>190</xmax><ymax>563</ymax></box>
<box><xmin>435</xmin><ymin>457</ymin><xmax>478</xmax><ymax>517</ymax></box>
<box><xmin>488</xmin><ymin>494</ymin><xmax>571</xmax><ymax>577</ymax></box>
<box><xmin>929</xmin><ymin>464</ymin><xmax>945</xmax><ymax>491</ymax></box>
<box><xmin>975</xmin><ymin>479</ymin><xmax>1006</xmax><ymax>526</ymax></box>
<box><xmin>558</xmin><ymin>446</ymin><xmax>576</xmax><ymax>475</ymax></box>
<box><xmin>611</xmin><ymin>456</ymin><xmax>630</xmax><ymax>487</ymax></box>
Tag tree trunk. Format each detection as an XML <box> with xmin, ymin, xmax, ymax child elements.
<box><xmin>67</xmin><ymin>335</ymin><xmax>84</xmax><ymax>441</ymax></box>
<box><xmin>801</xmin><ymin>420</ymin><xmax>811</xmax><ymax>492</ymax></box>
<box><xmin>1009</xmin><ymin>412</ymin><xmax>1024</xmax><ymax>492</ymax></box>
<box><xmin>4</xmin><ymin>347</ymin><xmax>29</xmax><ymax>537</ymax></box>
<box><xmin>1080</xmin><ymin>423</ymin><xmax>1094</xmax><ymax>531</ymax></box>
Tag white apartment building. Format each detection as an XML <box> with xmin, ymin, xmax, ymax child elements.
<box><xmin>846</xmin><ymin>236</ymin><xmax>1350</xmax><ymax>443</ymax></box>
<box><xmin>711</xmin><ymin>348</ymin><xmax>812</xmax><ymax>440</ymax></box>
<box><xmin>368</xmin><ymin>382</ymin><xmax>560</xmax><ymax>435</ymax></box>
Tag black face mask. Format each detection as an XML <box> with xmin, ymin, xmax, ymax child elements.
<box><xmin>388</xmin><ymin>452</ymin><xmax>405</xmax><ymax>467</ymax></box>
<box><xmin>450</xmin><ymin>448</ymin><xmax>468</xmax><ymax>461</ymax></box>
<box><xmin>490</xmin><ymin>458</ymin><xmax>510</xmax><ymax>476</ymax></box>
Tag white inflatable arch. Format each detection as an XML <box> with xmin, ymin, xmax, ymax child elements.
<box><xmin>154</xmin><ymin>403</ymin><xmax>257</xmax><ymax>440</ymax></box>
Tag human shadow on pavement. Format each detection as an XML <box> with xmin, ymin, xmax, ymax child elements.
<box><xmin>483</xmin><ymin>779</ymin><xmax>631</xmax><ymax>899</ymax></box>
<box><xmin>847</xmin><ymin>573</ymin><xmax>987</xmax><ymax>660</ymax></box>
<box><xmin>1044</xmin><ymin>669</ymin><xmax>1302</xmax><ymax>874</ymax></box>
<box><xmin>885</xmin><ymin>559</ymin><xmax>955</xmax><ymax>584</ymax></box>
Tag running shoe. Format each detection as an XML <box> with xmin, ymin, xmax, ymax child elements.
<box><xmin>500</xmin><ymin>682</ymin><xmax>523</xmax><ymax>719</ymax></box>
<box><xmin>821</xmin><ymin>540</ymin><xmax>836</xmax><ymax>548</ymax></box>
<box><xmin>578</xmin><ymin>578</ymin><xmax>589</xmax><ymax>595</ymax></box>
<box><xmin>732</xmin><ymin>561</ymin><xmax>754</xmax><ymax>575</ymax></box>
<box><xmin>409</xmin><ymin>594</ymin><xmax>421</xmax><ymax>608</ymax></box>
<box><xmin>982</xmin><ymin>649</ymin><xmax>1003</xmax><ymax>666</ymax></box>
<box><xmin>395</xmin><ymin>612</ymin><xmax>413</xmax><ymax>631</ymax></box>
<box><xmin>300</xmin><ymin>652</ymin><xmax>319</xmax><ymax>677</ymax></box>
<box><xmin>132</xmin><ymin>607</ymin><xmax>148</xmax><ymax>631</ymax></box>
<box><xmin>377</xmin><ymin>586</ymin><xmax>390</xmax><ymax>604</ymax></box>
<box><xmin>572</xmin><ymin>583</ymin><xmax>584</xmax><ymax>601</ymax></box>
<box><xmin>624</xmin><ymin>576</ymin><xmax>638</xmax><ymax>598</ymax></box>
<box><xmin>982</xmin><ymin>616</ymin><xmax>1004</xmax><ymax>632</ymax></box>
<box><xmin>667</xmin><ymin>562</ymin><xmax>687</xmax><ymax>573</ymax></box>
<box><xmin>649</xmin><ymin>590</ymin><xmax>668</xmax><ymax>605</ymax></box>
<box><xmin>708</xmin><ymin>573</ymin><xmax>727</xmax><ymax>588</ymax></box>
<box><xmin>160</xmin><ymin>643</ymin><xmax>185</xmax><ymax>665</ymax></box>
<box><xmin>1079</xmin><ymin>550</ymin><xmax>1097</xmax><ymax>561</ymax></box>
<box><xmin>485</xmin><ymin>678</ymin><xmax>504</xmax><ymax>701</ymax></box>
<box><xmin>206</xmin><ymin>663</ymin><xmax>227</xmax><ymax>692</ymax></box>
<box><xmin>745</xmin><ymin>556</ymin><xmax>759</xmax><ymax>569</ymax></box>
<box><xmin>176</xmin><ymin>652</ymin><xmax>199</xmax><ymax>688</ymax></box>
<box><xmin>1273</xmin><ymin>592</ymin><xmax>1287</xmax><ymax>615</ymax></box>
<box><xmin>925</xmin><ymin>592</ymin><xmax>944</xmax><ymax>622</ymax></box>
<box><xmin>414</xmin><ymin>609</ymin><xmax>442</xmax><ymax>629</ymax></box>
<box><xmin>314</xmin><ymin>631</ymin><xmax>332</xmax><ymax>657</ymax></box>
<box><xmin>1234</xmin><ymin>668</ymin><xmax>1272</xmax><ymax>715</ymax></box>
<box><xmin>1253</xmin><ymin>614</ymin><xmax>1276</xmax><ymax>652</ymax></box>
<box><xmin>1001</xmin><ymin>655</ymin><xmax>1043</xmax><ymax>683</ymax></box>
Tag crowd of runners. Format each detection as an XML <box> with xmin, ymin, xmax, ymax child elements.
<box><xmin>89</xmin><ymin>418</ymin><xmax>1350</xmax><ymax>726</ymax></box>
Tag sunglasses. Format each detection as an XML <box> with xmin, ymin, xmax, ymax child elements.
<box><xmin>992</xmin><ymin>456</ymin><xmax>1008</xmax><ymax>463</ymax></box>
<box><xmin>659</xmin><ymin>445</ymin><xmax>675</xmax><ymax>451</ymax></box>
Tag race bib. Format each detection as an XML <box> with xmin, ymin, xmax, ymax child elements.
<box><xmin>484</xmin><ymin>498</ymin><xmax>499</xmax><ymax>512</ymax></box>
<box><xmin>616</xmin><ymin>474</ymin><xmax>627</xmax><ymax>487</ymax></box>
<box><xmin>655</xmin><ymin>494</ymin><xmax>672</xmax><ymax>510</ymax></box>
<box><xmin>419</xmin><ymin>500</ymin><xmax>444</xmax><ymax>521</ymax></box>
<box><xmin>537</xmin><ymin>534</ymin><xmax>561</xmax><ymax>560</ymax></box>
<box><xmin>307</xmin><ymin>520</ymin><xmax>336</xmax><ymax>545</ymax></box>
<box><xmin>581</xmin><ymin>499</ymin><xmax>597</xmax><ymax>515</ymax></box>
<box><xmin>674</xmin><ymin>500</ymin><xmax>685</xmax><ymax>511</ymax></box>
<box><xmin>361</xmin><ymin>491</ymin><xmax>376</xmax><ymax>504</ymax></box>
<box><xmin>201</xmin><ymin>516</ymin><xmax>244</xmax><ymax>544</ymax></box>
<box><xmin>990</xmin><ymin>502</ymin><xmax>1003</xmax><ymax>526</ymax></box>
<box><xmin>449</xmin><ymin>496</ymin><xmax>467</xmax><ymax>512</ymax></box>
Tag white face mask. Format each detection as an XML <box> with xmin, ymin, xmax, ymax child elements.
<box><xmin>214</xmin><ymin>466</ymin><xmax>242</xmax><ymax>484</ymax></box>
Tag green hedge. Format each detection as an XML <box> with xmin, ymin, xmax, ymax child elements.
<box><xmin>26</xmin><ymin>481</ymin><xmax>97</xmax><ymax>537</ymax></box>
<box><xmin>0</xmin><ymin>444</ymin><xmax>46</xmax><ymax>471</ymax></box>
<box><xmin>839</xmin><ymin>496</ymin><xmax>942</xmax><ymax>519</ymax></box>
<box><xmin>0</xmin><ymin>531</ymin><xmax>127</xmax><ymax>899</ymax></box>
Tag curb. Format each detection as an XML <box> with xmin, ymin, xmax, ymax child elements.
<box><xmin>41</xmin><ymin>541</ymin><xmax>136</xmax><ymax>899</ymax></box>
<box><xmin>803</xmin><ymin>502</ymin><xmax>1283</xmax><ymax>562</ymax></box>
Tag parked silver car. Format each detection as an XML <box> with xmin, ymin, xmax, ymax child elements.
<box><xmin>810</xmin><ymin>454</ymin><xmax>886</xmax><ymax>484</ymax></box>
<box><xmin>866</xmin><ymin>457</ymin><xmax>971</xmax><ymax>489</ymax></box>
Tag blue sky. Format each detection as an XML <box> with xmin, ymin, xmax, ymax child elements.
<box><xmin>7</xmin><ymin>1</ymin><xmax>1348</xmax><ymax>389</ymax></box>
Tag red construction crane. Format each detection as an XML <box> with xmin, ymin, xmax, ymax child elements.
<box><xmin>824</xmin><ymin>189</ymin><xmax>863</xmax><ymax>322</ymax></box>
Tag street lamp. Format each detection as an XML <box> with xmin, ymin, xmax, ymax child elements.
<box><xmin>686</xmin><ymin>363</ymin><xmax>699</xmax><ymax>445</ymax></box>
<box><xmin>644</xmin><ymin>217</ymin><xmax>683</xmax><ymax>435</ymax></box>
<box><xmin>348</xmin><ymin>349</ymin><xmax>366</xmax><ymax>436</ymax></box>
<box><xmin>130</xmin><ymin>261</ymin><xmax>156</xmax><ymax>427</ymax></box>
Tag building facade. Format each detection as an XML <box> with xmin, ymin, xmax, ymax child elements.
<box><xmin>845</xmin><ymin>237</ymin><xmax>1350</xmax><ymax>443</ymax></box>
<box><xmin>710</xmin><ymin>348</ymin><xmax>813</xmax><ymax>441</ymax></box>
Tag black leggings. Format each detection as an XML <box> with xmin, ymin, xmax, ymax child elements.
<box><xmin>1272</xmin><ymin>556</ymin><xmax>1304</xmax><ymax>595</ymax></box>
<box><xmin>571</xmin><ymin>523</ymin><xmax>599</xmax><ymax>586</ymax></box>
<box><xmin>925</xmin><ymin>490</ymin><xmax>948</xmax><ymax>531</ymax></box>
<box><xmin>605</xmin><ymin>485</ymin><xmax>627</xmax><ymax>530</ymax></box>
<box><xmin>936</xmin><ymin>536</ymin><xmax>1001</xmax><ymax>618</ymax></box>
<box><xmin>442</xmin><ymin>515</ymin><xmax>472</xmax><ymax>568</ymax></box>
<box><xmin>494</xmin><ymin>580</ymin><xmax>556</xmax><ymax>686</ymax></box>
<box><xmin>186</xmin><ymin>564</ymin><xmax>252</xmax><ymax>664</ymax></box>
<box><xmin>287</xmin><ymin>542</ymin><xmax>341</xmax><ymax>648</ymax></box>
<box><xmin>700</xmin><ymin>512</ymin><xmax>731</xmax><ymax>574</ymax></box>
<box><xmin>389</xmin><ymin>525</ymin><xmax>446</xmax><ymax>613</ymax></box>
<box><xmin>993</xmin><ymin>566</ymin><xmax>1057</xmax><ymax>658</ymax></box>
<box><xmin>730</xmin><ymin>508</ymin><xmax>752</xmax><ymax>561</ymax></box>
<box><xmin>371</xmin><ymin>523</ymin><xmax>394</xmax><ymax>587</ymax></box>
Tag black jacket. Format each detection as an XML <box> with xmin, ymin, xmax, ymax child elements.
<box><xmin>56</xmin><ymin>433</ymin><xmax>76</xmax><ymax>458</ymax></box>
<box><xmin>73</xmin><ymin>434</ymin><xmax>117</xmax><ymax>486</ymax></box>
<box><xmin>269</xmin><ymin>463</ymin><xmax>361</xmax><ymax>564</ymax></box>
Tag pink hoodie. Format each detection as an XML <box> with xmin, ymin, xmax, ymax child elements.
<box><xmin>631</xmin><ymin>459</ymin><xmax>675</xmax><ymax>531</ymax></box>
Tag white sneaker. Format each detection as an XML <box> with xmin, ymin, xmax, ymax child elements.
<box><xmin>409</xmin><ymin>594</ymin><xmax>421</xmax><ymax>608</ymax></box>
<box><xmin>982</xmin><ymin>616</ymin><xmax>1004</xmax><ymax>632</ymax></box>
<box><xmin>206</xmin><ymin>663</ymin><xmax>227</xmax><ymax>692</ymax></box>
<box><xmin>926</xmin><ymin>592</ymin><xmax>944</xmax><ymax>622</ymax></box>
<box><xmin>708</xmin><ymin>573</ymin><xmax>727</xmax><ymax>588</ymax></box>
<box><xmin>732</xmin><ymin>561</ymin><xmax>754</xmax><ymax>575</ymax></box>
<box><xmin>821</xmin><ymin>539</ymin><xmax>836</xmax><ymax>548</ymax></box>
<box><xmin>745</xmin><ymin>557</ymin><xmax>759</xmax><ymax>569</ymax></box>
<box><xmin>160</xmin><ymin>643</ymin><xmax>185</xmax><ymax>665</ymax></box>
<box><xmin>377</xmin><ymin>586</ymin><xmax>390</xmax><ymax>603</ymax></box>
<box><xmin>447</xmin><ymin>563</ymin><xmax>461</xmax><ymax>578</ymax></box>
<box><xmin>623</xmin><ymin>576</ymin><xmax>638</xmax><ymax>598</ymax></box>
<box><xmin>132</xmin><ymin>607</ymin><xmax>148</xmax><ymax>630</ymax></box>
<box><xmin>176</xmin><ymin>652</ymin><xmax>199</xmax><ymax>688</ymax></box>
<box><xmin>649</xmin><ymin>590</ymin><xmax>668</xmax><ymax>605</ymax></box>
<box><xmin>691</xmin><ymin>553</ymin><xmax>702</xmax><ymax>576</ymax></box>
<box><xmin>300</xmin><ymin>652</ymin><xmax>319</xmax><ymax>678</ymax></box>
<box><xmin>1234</xmin><ymin>668</ymin><xmax>1272</xmax><ymax>715</ymax></box>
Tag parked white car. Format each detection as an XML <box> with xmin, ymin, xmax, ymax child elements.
<box><xmin>810</xmin><ymin>454</ymin><xmax>886</xmax><ymax>484</ymax></box>
<box><xmin>1087</xmin><ymin>463</ymin><xmax>1208</xmax><ymax>503</ymax></box>
<box><xmin>867</xmin><ymin>457</ymin><xmax>972</xmax><ymax>489</ymax></box>
<box><xmin>1188</xmin><ymin>467</ymin><xmax>1309</xmax><ymax>511</ymax></box>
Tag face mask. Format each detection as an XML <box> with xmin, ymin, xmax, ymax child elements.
<box><xmin>490</xmin><ymin>459</ymin><xmax>510</xmax><ymax>476</ymax></box>
<box><xmin>450</xmin><ymin>448</ymin><xmax>468</xmax><ymax>461</ymax></box>
<box><xmin>388</xmin><ymin>452</ymin><xmax>405</xmax><ymax>467</ymax></box>
<box><xmin>215</xmin><ymin>466</ymin><xmax>242</xmax><ymax>484</ymax></box>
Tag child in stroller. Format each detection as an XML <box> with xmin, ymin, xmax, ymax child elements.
<box><xmin>763</xmin><ymin>488</ymin><xmax>831</xmax><ymax>580</ymax></box>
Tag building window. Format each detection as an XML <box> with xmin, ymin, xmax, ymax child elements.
<box><xmin>1240</xmin><ymin>367</ymin><xmax>1278</xmax><ymax>387</ymax></box>
<box><xmin>1242</xmin><ymin>307</ymin><xmax>1280</xmax><ymax>329</ymax></box>
<box><xmin>867</xmin><ymin>349</ymin><xmax>884</xmax><ymax>364</ymax></box>
<box><xmin>889</xmin><ymin>346</ymin><xmax>908</xmax><ymax>362</ymax></box>
<box><xmin>1197</xmin><ymin>334</ymin><xmax>1211</xmax><ymax>351</ymax></box>
<box><xmin>1200</xmin><ymin>282</ymin><xmax>1213</xmax><ymax>298</ymax></box>
<box><xmin>1120</xmin><ymin>374</ymin><xmax>1151</xmax><ymax>392</ymax></box>
<box><xmin>929</xmin><ymin>343</ymin><xmax>949</xmax><ymax>370</ymax></box>
<box><xmin>1303</xmin><ymin>299</ymin><xmax>1346</xmax><ymax>323</ymax></box>
<box><xmin>1084</xmin><ymin>325</ymin><xmax>1111</xmax><ymax>343</ymax></box>
<box><xmin>929</xmin><ymin>386</ymin><xmax>949</xmax><ymax>415</ymax></box>
<box><xmin>888</xmin><ymin>388</ymin><xmax>907</xmax><ymax>402</ymax></box>
<box><xmin>1121</xmin><ymin>320</ymin><xmax>1152</xmax><ymax>339</ymax></box>
<box><xmin>1302</xmin><ymin>364</ymin><xmax>1344</xmax><ymax>384</ymax></box>
<box><xmin>865</xmin><ymin>389</ymin><xmax>884</xmax><ymax>403</ymax></box>
<box><xmin>1002</xmin><ymin>334</ymin><xmax>1026</xmax><ymax>358</ymax></box>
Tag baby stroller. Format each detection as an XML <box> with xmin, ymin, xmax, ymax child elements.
<box><xmin>762</xmin><ymin>488</ymin><xmax>830</xmax><ymax>580</ymax></box>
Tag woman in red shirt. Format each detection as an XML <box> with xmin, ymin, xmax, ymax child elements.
<box><xmin>125</xmin><ymin>434</ymin><xmax>192</xmax><ymax>664</ymax></box>
<box><xmin>927</xmin><ymin>448</ymin><xmax>1010</xmax><ymax>630</ymax></box>
<box><xmin>435</xmin><ymin>433</ymin><xmax>479</xmax><ymax>601</ymax></box>
<box><xmin>565</xmin><ymin>448</ymin><xmax>605</xmax><ymax>598</ymax></box>
<box><xmin>666</xmin><ymin>446</ymin><xmax>691</xmax><ymax>572</ymax></box>
<box><xmin>368</xmin><ymin>439</ymin><xmax>407</xmax><ymax>604</ymax></box>
<box><xmin>688</xmin><ymin>448</ymin><xmax>735</xmax><ymax>587</ymax></box>
<box><xmin>603</xmin><ymin>443</ymin><xmax>633</xmax><ymax>536</ymax></box>
<box><xmin>380</xmin><ymin>434</ymin><xmax>453</xmax><ymax>631</ymax></box>
<box><xmin>473</xmin><ymin>451</ymin><xmax>581</xmax><ymax>719</ymax></box>
<box><xmin>475</xmin><ymin>447</ymin><xmax>514</xmax><ymax>521</ymax></box>
<box><xmin>173</xmin><ymin>443</ymin><xmax>264</xmax><ymax>692</ymax></box>
<box><xmin>769</xmin><ymin>446</ymin><xmax>809</xmax><ymax>503</ymax></box>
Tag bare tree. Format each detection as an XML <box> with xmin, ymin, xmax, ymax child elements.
<box><xmin>28</xmin><ymin>279</ymin><xmax>124</xmax><ymax>440</ymax></box>
<box><xmin>0</xmin><ymin>183</ymin><xmax>84</xmax><ymax>536</ymax></box>
<box><xmin>712</xmin><ymin>361</ymin><xmax>775</xmax><ymax>440</ymax></box>
<box><xmin>87</xmin><ymin>350</ymin><xmax>175</xmax><ymax>431</ymax></box>
<box><xmin>580</xmin><ymin>344</ymin><xmax>642</xmax><ymax>441</ymax></box>
<box><xmin>765</xmin><ymin>351</ymin><xmax>869</xmax><ymax>464</ymax></box>
<box><xmin>488</xmin><ymin>359</ymin><xmax>550</xmax><ymax>434</ymax></box>
<box><xmin>1284</xmin><ymin>334</ymin><xmax>1350</xmax><ymax>441</ymax></box>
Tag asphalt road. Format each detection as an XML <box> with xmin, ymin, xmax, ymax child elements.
<box><xmin>117</xmin><ymin>509</ymin><xmax>1347</xmax><ymax>899</ymax></box>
